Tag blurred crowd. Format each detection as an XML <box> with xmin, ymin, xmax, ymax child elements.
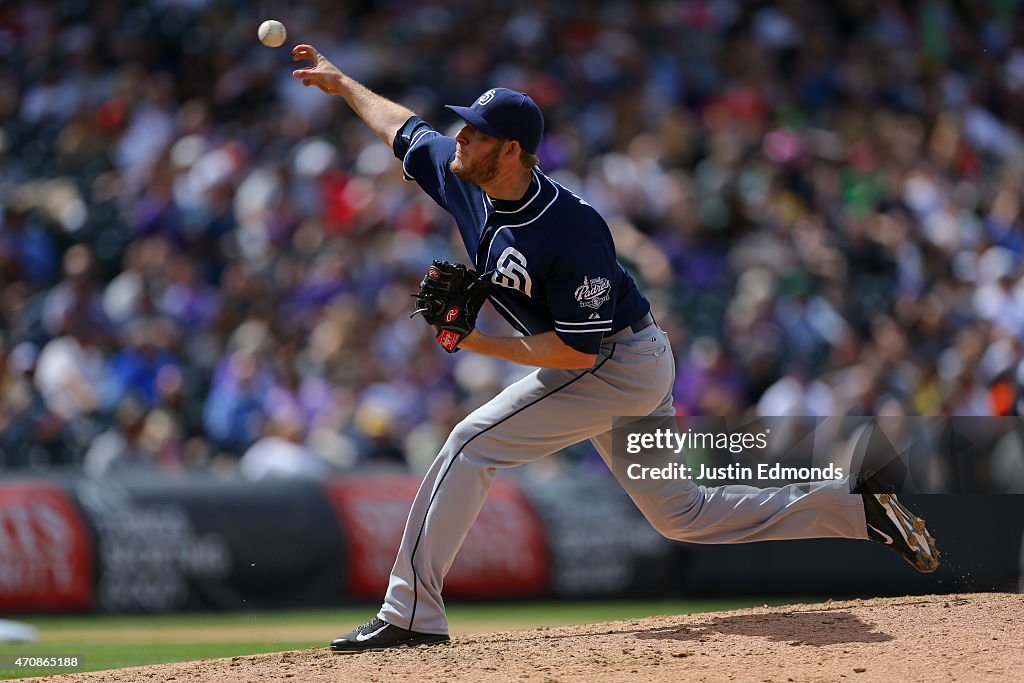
<box><xmin>2</xmin><ymin>0</ymin><xmax>1024</xmax><ymax>481</ymax></box>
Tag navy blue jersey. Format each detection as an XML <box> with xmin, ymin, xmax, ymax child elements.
<box><xmin>393</xmin><ymin>116</ymin><xmax>650</xmax><ymax>355</ymax></box>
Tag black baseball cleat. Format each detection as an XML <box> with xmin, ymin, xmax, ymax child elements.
<box><xmin>855</xmin><ymin>471</ymin><xmax>939</xmax><ymax>573</ymax></box>
<box><xmin>329</xmin><ymin>616</ymin><xmax>449</xmax><ymax>654</ymax></box>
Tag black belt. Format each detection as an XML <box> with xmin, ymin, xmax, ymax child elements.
<box><xmin>630</xmin><ymin>310</ymin><xmax>655</xmax><ymax>333</ymax></box>
<box><xmin>612</xmin><ymin>310</ymin><xmax>654</xmax><ymax>336</ymax></box>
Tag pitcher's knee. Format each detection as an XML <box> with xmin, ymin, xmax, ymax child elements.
<box><xmin>440</xmin><ymin>415</ymin><xmax>544</xmax><ymax>468</ymax></box>
<box><xmin>440</xmin><ymin>421</ymin><xmax>468</xmax><ymax>454</ymax></box>
<box><xmin>441</xmin><ymin>418</ymin><xmax>485</xmax><ymax>455</ymax></box>
<box><xmin>647</xmin><ymin>517</ymin><xmax>697</xmax><ymax>542</ymax></box>
<box><xmin>437</xmin><ymin>417</ymin><xmax>505</xmax><ymax>464</ymax></box>
<box><xmin>637</xmin><ymin>497</ymin><xmax>704</xmax><ymax>542</ymax></box>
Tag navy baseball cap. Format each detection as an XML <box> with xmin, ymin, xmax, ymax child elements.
<box><xmin>445</xmin><ymin>88</ymin><xmax>545</xmax><ymax>154</ymax></box>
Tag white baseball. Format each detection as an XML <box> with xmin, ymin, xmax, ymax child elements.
<box><xmin>258</xmin><ymin>20</ymin><xmax>286</xmax><ymax>48</ymax></box>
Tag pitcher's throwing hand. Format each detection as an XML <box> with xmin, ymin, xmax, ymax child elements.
<box><xmin>291</xmin><ymin>44</ymin><xmax>343</xmax><ymax>95</ymax></box>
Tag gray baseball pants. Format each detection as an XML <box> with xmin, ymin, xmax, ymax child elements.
<box><xmin>377</xmin><ymin>323</ymin><xmax>869</xmax><ymax>635</ymax></box>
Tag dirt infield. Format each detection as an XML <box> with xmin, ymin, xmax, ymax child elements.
<box><xmin>38</xmin><ymin>593</ymin><xmax>1023</xmax><ymax>683</ymax></box>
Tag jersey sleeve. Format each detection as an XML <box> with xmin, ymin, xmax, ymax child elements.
<box><xmin>546</xmin><ymin>243</ymin><xmax>618</xmax><ymax>354</ymax></box>
<box><xmin>392</xmin><ymin>116</ymin><xmax>456</xmax><ymax>212</ymax></box>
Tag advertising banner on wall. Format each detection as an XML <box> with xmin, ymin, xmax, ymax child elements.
<box><xmin>0</xmin><ymin>482</ymin><xmax>93</xmax><ymax>611</ymax></box>
<box><xmin>70</xmin><ymin>478</ymin><xmax>346</xmax><ymax>612</ymax></box>
<box><xmin>322</xmin><ymin>475</ymin><xmax>549</xmax><ymax>598</ymax></box>
<box><xmin>2</xmin><ymin>472</ymin><xmax>1020</xmax><ymax>613</ymax></box>
<box><xmin>522</xmin><ymin>477</ymin><xmax>681</xmax><ymax>598</ymax></box>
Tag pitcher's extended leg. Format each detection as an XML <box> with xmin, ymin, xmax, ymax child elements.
<box><xmin>589</xmin><ymin>403</ymin><xmax>869</xmax><ymax>544</ymax></box>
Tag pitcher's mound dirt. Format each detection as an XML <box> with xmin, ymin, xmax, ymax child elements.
<box><xmin>39</xmin><ymin>592</ymin><xmax>1023</xmax><ymax>683</ymax></box>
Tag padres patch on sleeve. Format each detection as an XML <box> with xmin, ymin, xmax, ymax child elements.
<box><xmin>574</xmin><ymin>276</ymin><xmax>611</xmax><ymax>309</ymax></box>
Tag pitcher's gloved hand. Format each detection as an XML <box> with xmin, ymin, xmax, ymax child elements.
<box><xmin>412</xmin><ymin>260</ymin><xmax>491</xmax><ymax>352</ymax></box>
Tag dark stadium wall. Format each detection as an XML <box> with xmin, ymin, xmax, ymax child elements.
<box><xmin>0</xmin><ymin>478</ymin><xmax>1020</xmax><ymax>613</ymax></box>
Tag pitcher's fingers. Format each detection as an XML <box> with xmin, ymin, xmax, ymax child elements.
<box><xmin>292</xmin><ymin>44</ymin><xmax>317</xmax><ymax>61</ymax></box>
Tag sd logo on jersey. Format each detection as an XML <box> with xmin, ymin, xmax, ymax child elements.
<box><xmin>491</xmin><ymin>247</ymin><xmax>533</xmax><ymax>297</ymax></box>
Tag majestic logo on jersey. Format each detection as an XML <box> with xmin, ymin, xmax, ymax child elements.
<box><xmin>574</xmin><ymin>276</ymin><xmax>611</xmax><ymax>309</ymax></box>
<box><xmin>477</xmin><ymin>89</ymin><xmax>497</xmax><ymax>106</ymax></box>
<box><xmin>491</xmin><ymin>247</ymin><xmax>533</xmax><ymax>297</ymax></box>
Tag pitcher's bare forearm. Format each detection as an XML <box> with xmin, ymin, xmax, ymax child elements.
<box><xmin>458</xmin><ymin>330</ymin><xmax>597</xmax><ymax>369</ymax></box>
<box><xmin>340</xmin><ymin>77</ymin><xmax>416</xmax><ymax>145</ymax></box>
<box><xmin>291</xmin><ymin>44</ymin><xmax>414</xmax><ymax>145</ymax></box>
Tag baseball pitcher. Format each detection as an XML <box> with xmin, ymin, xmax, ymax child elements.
<box><xmin>290</xmin><ymin>44</ymin><xmax>940</xmax><ymax>653</ymax></box>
